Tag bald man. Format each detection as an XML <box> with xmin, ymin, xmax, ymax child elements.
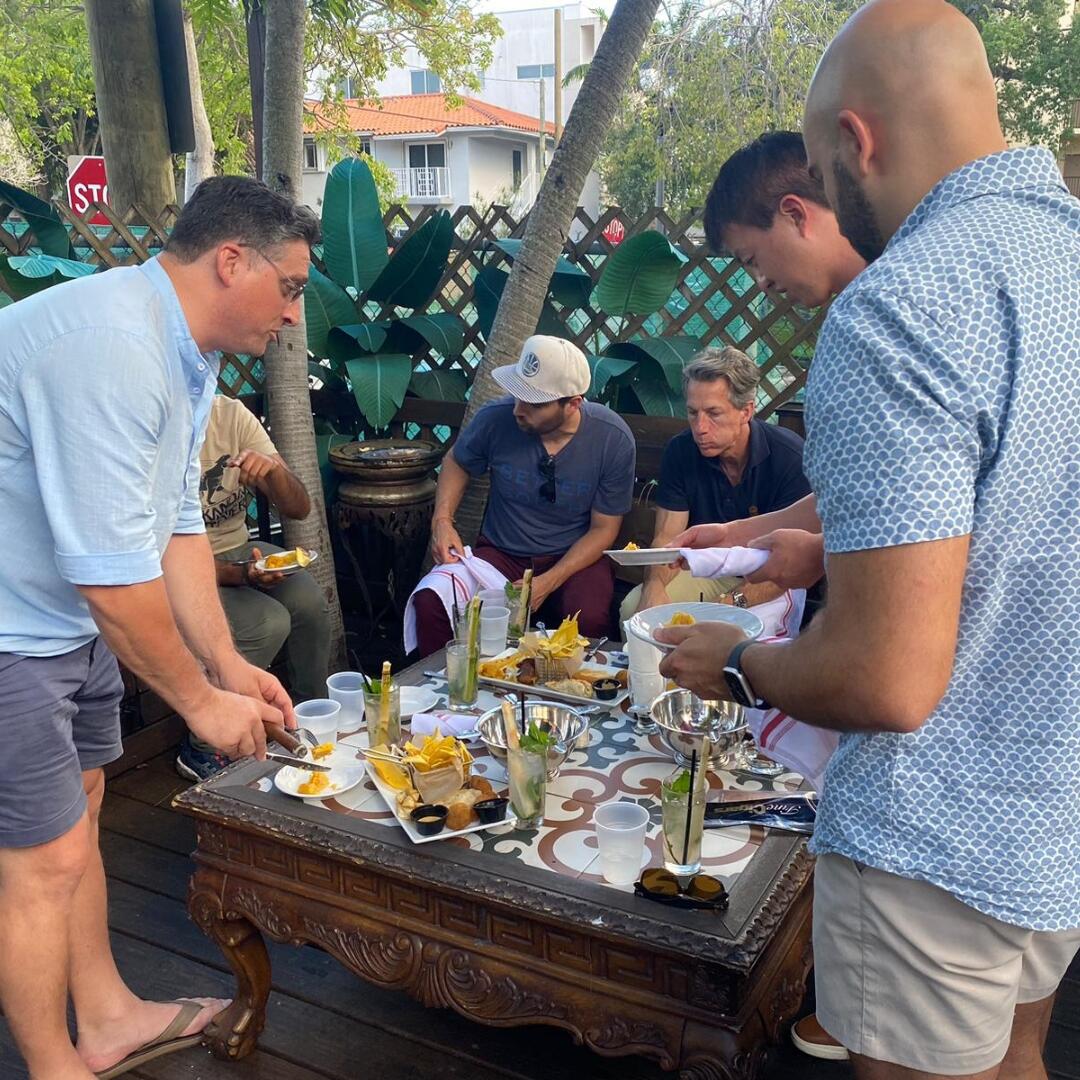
<box><xmin>657</xmin><ymin>2</ymin><xmax>1080</xmax><ymax>1078</ymax></box>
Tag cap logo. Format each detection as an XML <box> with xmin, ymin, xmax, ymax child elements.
<box><xmin>520</xmin><ymin>351</ymin><xmax>541</xmax><ymax>377</ymax></box>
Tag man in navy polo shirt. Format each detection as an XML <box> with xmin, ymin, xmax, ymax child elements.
<box><xmin>622</xmin><ymin>346</ymin><xmax>810</xmax><ymax>621</ymax></box>
<box><xmin>413</xmin><ymin>336</ymin><xmax>635</xmax><ymax>655</ymax></box>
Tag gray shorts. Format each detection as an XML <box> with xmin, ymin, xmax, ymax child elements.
<box><xmin>814</xmin><ymin>852</ymin><xmax>1080</xmax><ymax>1074</ymax></box>
<box><xmin>0</xmin><ymin>638</ymin><xmax>124</xmax><ymax>848</ymax></box>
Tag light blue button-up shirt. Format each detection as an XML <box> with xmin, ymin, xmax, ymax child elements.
<box><xmin>804</xmin><ymin>148</ymin><xmax>1080</xmax><ymax>931</ymax></box>
<box><xmin>0</xmin><ymin>256</ymin><xmax>217</xmax><ymax>656</ymax></box>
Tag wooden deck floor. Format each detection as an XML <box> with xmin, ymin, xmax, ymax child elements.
<box><xmin>1</xmin><ymin>751</ymin><xmax>1077</xmax><ymax>1080</ymax></box>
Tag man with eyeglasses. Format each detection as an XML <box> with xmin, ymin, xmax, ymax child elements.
<box><xmin>0</xmin><ymin>175</ymin><xmax>316</xmax><ymax>1077</ymax></box>
<box><xmin>414</xmin><ymin>336</ymin><xmax>635</xmax><ymax>655</ymax></box>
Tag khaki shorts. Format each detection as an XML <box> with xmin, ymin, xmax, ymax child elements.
<box><xmin>813</xmin><ymin>852</ymin><xmax>1080</xmax><ymax>1075</ymax></box>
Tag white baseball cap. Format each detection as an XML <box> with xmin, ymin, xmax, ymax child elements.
<box><xmin>491</xmin><ymin>335</ymin><xmax>591</xmax><ymax>404</ymax></box>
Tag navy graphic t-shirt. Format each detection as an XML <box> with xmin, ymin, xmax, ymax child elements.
<box><xmin>452</xmin><ymin>397</ymin><xmax>635</xmax><ymax>556</ymax></box>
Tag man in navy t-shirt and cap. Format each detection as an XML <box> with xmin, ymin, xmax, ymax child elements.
<box><xmin>413</xmin><ymin>335</ymin><xmax>636</xmax><ymax>656</ymax></box>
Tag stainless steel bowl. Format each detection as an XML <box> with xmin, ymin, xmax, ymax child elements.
<box><xmin>477</xmin><ymin>700</ymin><xmax>589</xmax><ymax>778</ymax></box>
<box><xmin>650</xmin><ymin>689</ymin><xmax>748</xmax><ymax>767</ymax></box>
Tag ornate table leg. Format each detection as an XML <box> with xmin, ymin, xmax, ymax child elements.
<box><xmin>189</xmin><ymin>884</ymin><xmax>271</xmax><ymax>1060</ymax></box>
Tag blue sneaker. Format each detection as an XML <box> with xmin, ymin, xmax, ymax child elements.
<box><xmin>175</xmin><ymin>736</ymin><xmax>230</xmax><ymax>781</ymax></box>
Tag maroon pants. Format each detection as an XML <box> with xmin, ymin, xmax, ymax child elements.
<box><xmin>411</xmin><ymin>537</ymin><xmax>615</xmax><ymax>658</ymax></box>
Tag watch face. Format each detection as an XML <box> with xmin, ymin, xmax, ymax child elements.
<box><xmin>724</xmin><ymin>667</ymin><xmax>754</xmax><ymax>707</ymax></box>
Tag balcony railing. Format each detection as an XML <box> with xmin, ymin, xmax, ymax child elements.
<box><xmin>391</xmin><ymin>167</ymin><xmax>451</xmax><ymax>200</ymax></box>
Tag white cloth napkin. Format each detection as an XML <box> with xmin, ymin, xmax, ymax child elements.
<box><xmin>678</xmin><ymin>545</ymin><xmax>769</xmax><ymax>578</ymax></box>
<box><xmin>410</xmin><ymin>710</ymin><xmax>479</xmax><ymax>738</ymax></box>
<box><xmin>403</xmin><ymin>547</ymin><xmax>509</xmax><ymax>653</ymax></box>
<box><xmin>744</xmin><ymin>705</ymin><xmax>839</xmax><ymax>790</ymax></box>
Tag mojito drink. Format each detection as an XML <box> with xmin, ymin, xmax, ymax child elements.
<box><xmin>661</xmin><ymin>767</ymin><xmax>706</xmax><ymax>875</ymax></box>
<box><xmin>507</xmin><ymin>745</ymin><xmax>547</xmax><ymax>828</ymax></box>
<box><xmin>363</xmin><ymin>683</ymin><xmax>401</xmax><ymax>748</ymax></box>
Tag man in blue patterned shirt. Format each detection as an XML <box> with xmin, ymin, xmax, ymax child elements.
<box><xmin>659</xmin><ymin>1</ymin><xmax>1080</xmax><ymax>1076</ymax></box>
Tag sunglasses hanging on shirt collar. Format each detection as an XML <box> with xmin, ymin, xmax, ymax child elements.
<box><xmin>538</xmin><ymin>453</ymin><xmax>557</xmax><ymax>503</ymax></box>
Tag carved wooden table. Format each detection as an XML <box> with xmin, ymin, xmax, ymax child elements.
<box><xmin>174</xmin><ymin>655</ymin><xmax>814</xmax><ymax>1080</ymax></box>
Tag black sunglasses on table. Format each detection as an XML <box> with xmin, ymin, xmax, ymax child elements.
<box><xmin>634</xmin><ymin>868</ymin><xmax>729</xmax><ymax>911</ymax></box>
<box><xmin>538</xmin><ymin>453</ymin><xmax>557</xmax><ymax>503</ymax></box>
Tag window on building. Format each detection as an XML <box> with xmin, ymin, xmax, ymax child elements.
<box><xmin>408</xmin><ymin>143</ymin><xmax>446</xmax><ymax>170</ymax></box>
<box><xmin>303</xmin><ymin>138</ymin><xmax>319</xmax><ymax>171</ymax></box>
<box><xmin>512</xmin><ymin>149</ymin><xmax>523</xmax><ymax>190</ymax></box>
<box><xmin>360</xmin><ymin>137</ymin><xmax>372</xmax><ymax>157</ymax></box>
<box><xmin>338</xmin><ymin>76</ymin><xmax>358</xmax><ymax>98</ymax></box>
<box><xmin>410</xmin><ymin>69</ymin><xmax>442</xmax><ymax>94</ymax></box>
<box><xmin>517</xmin><ymin>64</ymin><xmax>556</xmax><ymax>79</ymax></box>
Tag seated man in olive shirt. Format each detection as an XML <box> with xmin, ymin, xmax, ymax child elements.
<box><xmin>622</xmin><ymin>346</ymin><xmax>810</xmax><ymax>622</ymax></box>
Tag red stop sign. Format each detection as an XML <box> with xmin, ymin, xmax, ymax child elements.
<box><xmin>67</xmin><ymin>156</ymin><xmax>110</xmax><ymax>226</ymax></box>
<box><xmin>602</xmin><ymin>218</ymin><xmax>626</xmax><ymax>246</ymax></box>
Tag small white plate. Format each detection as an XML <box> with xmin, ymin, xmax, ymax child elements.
<box><xmin>400</xmin><ymin>685</ymin><xmax>439</xmax><ymax>718</ymax></box>
<box><xmin>626</xmin><ymin>601</ymin><xmax>764</xmax><ymax>652</ymax></box>
<box><xmin>273</xmin><ymin>744</ymin><xmax>365</xmax><ymax>800</ymax></box>
<box><xmin>254</xmin><ymin>550</ymin><xmax>319</xmax><ymax>575</ymax></box>
<box><xmin>604</xmin><ymin>547</ymin><xmax>682</xmax><ymax>567</ymax></box>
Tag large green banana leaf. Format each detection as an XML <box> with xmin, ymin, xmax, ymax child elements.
<box><xmin>345</xmin><ymin>353</ymin><xmax>413</xmax><ymax>430</ymax></box>
<box><xmin>586</xmin><ymin>354</ymin><xmax>636</xmax><ymax>400</ymax></box>
<box><xmin>366</xmin><ymin>211</ymin><xmax>453</xmax><ymax>308</ymax></box>
<box><xmin>0</xmin><ymin>256</ymin><xmax>53</xmax><ymax>300</ymax></box>
<box><xmin>474</xmin><ymin>264</ymin><xmax>566</xmax><ymax>341</ymax></box>
<box><xmin>383</xmin><ymin>313</ymin><xmax>466</xmax><ymax>357</ymax></box>
<box><xmin>0</xmin><ymin>179</ymin><xmax>73</xmax><ymax>259</ymax></box>
<box><xmin>493</xmin><ymin>238</ymin><xmax>593</xmax><ymax>309</ymax></box>
<box><xmin>409</xmin><ymin>368</ymin><xmax>468</xmax><ymax>402</ymax></box>
<box><xmin>593</xmin><ymin>231</ymin><xmax>688</xmax><ymax>316</ymax></box>
<box><xmin>304</xmin><ymin>265</ymin><xmax>359</xmax><ymax>357</ymax></box>
<box><xmin>8</xmin><ymin>253</ymin><xmax>96</xmax><ymax>279</ymax></box>
<box><xmin>628</xmin><ymin>373</ymin><xmax>685</xmax><ymax>417</ymax></box>
<box><xmin>331</xmin><ymin>322</ymin><xmax>388</xmax><ymax>354</ymax></box>
<box><xmin>320</xmin><ymin>158</ymin><xmax>389</xmax><ymax>294</ymax></box>
<box><xmin>605</xmin><ymin>336</ymin><xmax>700</xmax><ymax>394</ymax></box>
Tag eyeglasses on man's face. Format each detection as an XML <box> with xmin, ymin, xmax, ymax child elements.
<box><xmin>248</xmin><ymin>245</ymin><xmax>307</xmax><ymax>303</ymax></box>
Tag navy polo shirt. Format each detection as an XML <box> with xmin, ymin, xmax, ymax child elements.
<box><xmin>655</xmin><ymin>419</ymin><xmax>810</xmax><ymax>525</ymax></box>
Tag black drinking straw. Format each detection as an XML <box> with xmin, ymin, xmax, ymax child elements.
<box><xmin>519</xmin><ymin>689</ymin><xmax>527</xmax><ymax>736</ymax></box>
<box><xmin>358</xmin><ymin>667</ymin><xmax>374</xmax><ymax>692</ymax></box>
<box><xmin>699</xmin><ymin>591</ymin><xmax>704</xmax><ymax>603</ymax></box>
<box><xmin>452</xmin><ymin>595</ymin><xmax>460</xmax><ymax>634</ymax></box>
<box><xmin>682</xmin><ymin>749</ymin><xmax>698</xmax><ymax>867</ymax></box>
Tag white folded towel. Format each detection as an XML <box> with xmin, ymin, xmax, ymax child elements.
<box><xmin>410</xmin><ymin>710</ymin><xmax>480</xmax><ymax>738</ymax></box>
<box><xmin>678</xmin><ymin>545</ymin><xmax>770</xmax><ymax>578</ymax></box>
<box><xmin>744</xmin><ymin>705</ymin><xmax>839</xmax><ymax>789</ymax></box>
<box><xmin>403</xmin><ymin>547</ymin><xmax>509</xmax><ymax>653</ymax></box>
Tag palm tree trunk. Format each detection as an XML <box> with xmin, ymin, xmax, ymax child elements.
<box><xmin>454</xmin><ymin>0</ymin><xmax>661</xmax><ymax>542</ymax></box>
<box><xmin>183</xmin><ymin>9</ymin><xmax>214</xmax><ymax>201</ymax></box>
<box><xmin>260</xmin><ymin>0</ymin><xmax>347</xmax><ymax>669</ymax></box>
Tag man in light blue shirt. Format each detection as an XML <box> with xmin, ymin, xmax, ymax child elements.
<box><xmin>0</xmin><ymin>177</ymin><xmax>316</xmax><ymax>1077</ymax></box>
<box><xmin>658</xmin><ymin>1</ymin><xmax>1080</xmax><ymax>1076</ymax></box>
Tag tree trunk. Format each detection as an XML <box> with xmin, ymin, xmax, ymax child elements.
<box><xmin>454</xmin><ymin>0</ymin><xmax>661</xmax><ymax>542</ymax></box>
<box><xmin>84</xmin><ymin>0</ymin><xmax>176</xmax><ymax>216</ymax></box>
<box><xmin>183</xmin><ymin>9</ymin><xmax>215</xmax><ymax>201</ymax></box>
<box><xmin>260</xmin><ymin>0</ymin><xmax>348</xmax><ymax>671</ymax></box>
<box><xmin>244</xmin><ymin>0</ymin><xmax>267</xmax><ymax>180</ymax></box>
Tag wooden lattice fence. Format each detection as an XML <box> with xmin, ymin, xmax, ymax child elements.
<box><xmin>0</xmin><ymin>197</ymin><xmax>824</xmax><ymax>417</ymax></box>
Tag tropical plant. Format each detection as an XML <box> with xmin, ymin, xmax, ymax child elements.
<box><xmin>303</xmin><ymin>157</ymin><xmax>468</xmax><ymax>432</ymax></box>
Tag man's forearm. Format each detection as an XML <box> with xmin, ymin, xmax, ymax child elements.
<box><xmin>548</xmin><ymin>524</ymin><xmax>620</xmax><ymax>587</ymax></box>
<box><xmin>260</xmin><ymin>466</ymin><xmax>310</xmax><ymax>520</ymax></box>
<box><xmin>738</xmin><ymin>580</ymin><xmax>786</xmax><ymax>606</ymax></box>
<box><xmin>161</xmin><ymin>533</ymin><xmax>240</xmax><ymax>677</ymax></box>
<box><xmin>729</xmin><ymin>494</ymin><xmax>821</xmax><ymax>545</ymax></box>
<box><xmin>79</xmin><ymin>578</ymin><xmax>215</xmax><ymax>718</ymax></box>
<box><xmin>432</xmin><ymin>453</ymin><xmax>470</xmax><ymax>525</ymax></box>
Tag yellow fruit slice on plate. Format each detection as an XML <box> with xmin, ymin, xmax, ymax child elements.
<box><xmin>370</xmin><ymin>757</ymin><xmax>411</xmax><ymax>790</ymax></box>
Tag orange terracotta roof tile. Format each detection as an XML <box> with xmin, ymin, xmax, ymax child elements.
<box><xmin>305</xmin><ymin>94</ymin><xmax>555</xmax><ymax>138</ymax></box>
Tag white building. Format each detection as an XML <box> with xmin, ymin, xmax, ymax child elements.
<box><xmin>302</xmin><ymin>3</ymin><xmax>604</xmax><ymax>217</ymax></box>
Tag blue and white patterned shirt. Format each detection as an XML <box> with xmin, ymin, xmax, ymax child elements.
<box><xmin>0</xmin><ymin>257</ymin><xmax>217</xmax><ymax>657</ymax></box>
<box><xmin>804</xmin><ymin>149</ymin><xmax>1080</xmax><ymax>931</ymax></box>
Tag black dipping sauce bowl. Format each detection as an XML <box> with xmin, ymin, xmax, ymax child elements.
<box><xmin>473</xmin><ymin>797</ymin><xmax>509</xmax><ymax>824</ymax></box>
<box><xmin>593</xmin><ymin>678</ymin><xmax>621</xmax><ymax>701</ymax></box>
<box><xmin>410</xmin><ymin>804</ymin><xmax>448</xmax><ymax>835</ymax></box>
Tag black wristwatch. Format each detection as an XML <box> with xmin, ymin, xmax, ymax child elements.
<box><xmin>728</xmin><ymin>588</ymin><xmax>749</xmax><ymax>608</ymax></box>
<box><xmin>724</xmin><ymin>639</ymin><xmax>769</xmax><ymax>709</ymax></box>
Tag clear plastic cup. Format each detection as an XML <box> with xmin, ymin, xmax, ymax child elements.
<box><xmin>479</xmin><ymin>604</ymin><xmax>510</xmax><ymax>656</ymax></box>
<box><xmin>629</xmin><ymin>667</ymin><xmax>666</xmax><ymax>711</ymax></box>
<box><xmin>477</xmin><ymin>588</ymin><xmax>508</xmax><ymax>608</ymax></box>
<box><xmin>326</xmin><ymin>672</ymin><xmax>366</xmax><ymax>734</ymax></box>
<box><xmin>294</xmin><ymin>698</ymin><xmax>342</xmax><ymax>743</ymax></box>
<box><xmin>593</xmin><ymin>801</ymin><xmax>650</xmax><ymax>884</ymax></box>
<box><xmin>624</xmin><ymin>621</ymin><xmax>663</xmax><ymax>673</ymax></box>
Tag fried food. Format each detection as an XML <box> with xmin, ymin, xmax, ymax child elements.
<box><xmin>622</xmin><ymin>541</ymin><xmax>640</xmax><ymax>550</ymax></box>
<box><xmin>297</xmin><ymin>771</ymin><xmax>331</xmax><ymax>796</ymax></box>
<box><xmin>667</xmin><ymin>611</ymin><xmax>696</xmax><ymax>627</ymax></box>
<box><xmin>263</xmin><ymin>547</ymin><xmax>312</xmax><ymax>570</ymax></box>
<box><xmin>311</xmin><ymin>742</ymin><xmax>335</xmax><ymax>760</ymax></box>
<box><xmin>544</xmin><ymin>677</ymin><xmax>593</xmax><ymax>698</ymax></box>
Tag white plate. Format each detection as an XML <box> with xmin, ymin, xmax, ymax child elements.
<box><xmin>400</xmin><ymin>685</ymin><xmax>440</xmax><ymax>717</ymax></box>
<box><xmin>273</xmin><ymin>744</ymin><xmax>365</xmax><ymax>800</ymax></box>
<box><xmin>604</xmin><ymin>547</ymin><xmax>682</xmax><ymax>567</ymax></box>
<box><xmin>364</xmin><ymin>761</ymin><xmax>509</xmax><ymax>844</ymax></box>
<box><xmin>254</xmin><ymin>550</ymin><xmax>319</xmax><ymax>575</ymax></box>
<box><xmin>477</xmin><ymin>649</ymin><xmax>630</xmax><ymax>709</ymax></box>
<box><xmin>626</xmin><ymin>601</ymin><xmax>764</xmax><ymax>652</ymax></box>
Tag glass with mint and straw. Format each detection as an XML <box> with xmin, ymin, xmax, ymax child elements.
<box><xmin>661</xmin><ymin>743</ymin><xmax>709</xmax><ymax>876</ymax></box>
<box><xmin>446</xmin><ymin>597</ymin><xmax>481</xmax><ymax>707</ymax></box>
